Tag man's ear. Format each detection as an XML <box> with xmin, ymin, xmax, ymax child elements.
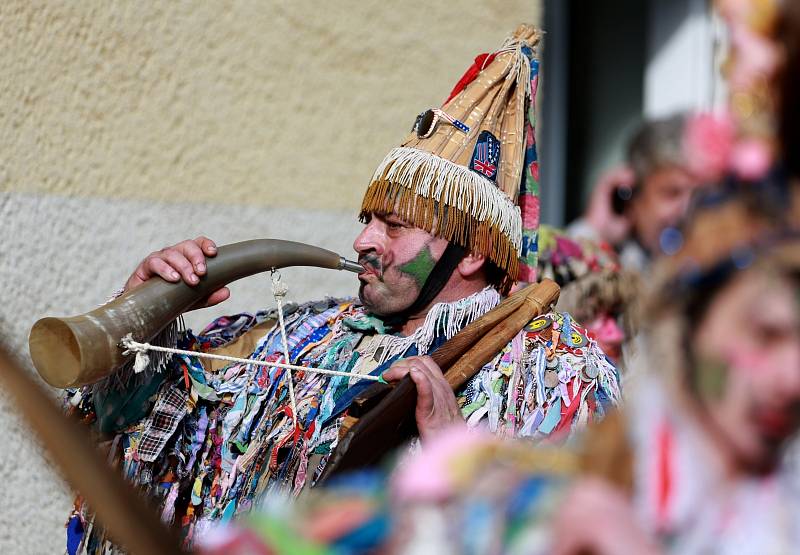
<box><xmin>457</xmin><ymin>251</ymin><xmax>487</xmax><ymax>278</ymax></box>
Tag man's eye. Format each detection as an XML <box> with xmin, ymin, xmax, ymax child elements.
<box><xmin>753</xmin><ymin>323</ymin><xmax>793</xmax><ymax>347</ymax></box>
<box><xmin>387</xmin><ymin>221</ymin><xmax>404</xmax><ymax>230</ymax></box>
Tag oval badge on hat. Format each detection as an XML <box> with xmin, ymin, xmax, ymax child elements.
<box><xmin>469</xmin><ymin>130</ymin><xmax>500</xmax><ymax>182</ymax></box>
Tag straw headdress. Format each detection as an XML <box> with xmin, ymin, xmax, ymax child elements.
<box><xmin>360</xmin><ymin>25</ymin><xmax>543</xmax><ymax>289</ymax></box>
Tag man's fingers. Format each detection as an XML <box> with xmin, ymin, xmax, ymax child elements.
<box><xmin>415</xmin><ymin>355</ymin><xmax>445</xmax><ymax>377</ymax></box>
<box><xmin>409</xmin><ymin>368</ymin><xmax>435</xmax><ymax>417</ymax></box>
<box><xmin>205</xmin><ymin>287</ymin><xmax>230</xmax><ymax>307</ymax></box>
<box><xmin>382</xmin><ymin>357</ymin><xmax>440</xmax><ymax>383</ymax></box>
<box><xmin>187</xmin><ymin>287</ymin><xmax>231</xmax><ymax>311</ymax></box>
<box><xmin>160</xmin><ymin>249</ymin><xmax>200</xmax><ymax>285</ymax></box>
<box><xmin>408</xmin><ymin>358</ymin><xmax>453</xmax><ymax>399</ymax></box>
<box><xmin>195</xmin><ymin>236</ymin><xmax>218</xmax><ymax>257</ymax></box>
<box><xmin>123</xmin><ymin>237</ymin><xmax>220</xmax><ymax>297</ymax></box>
<box><xmin>382</xmin><ymin>361</ymin><xmax>412</xmax><ymax>382</ymax></box>
<box><xmin>431</xmin><ymin>379</ymin><xmax>461</xmax><ymax>420</ymax></box>
<box><xmin>125</xmin><ymin>264</ymin><xmax>152</xmax><ymax>290</ymax></box>
<box><xmin>147</xmin><ymin>256</ymin><xmax>182</xmax><ymax>283</ymax></box>
<box><xmin>179</xmin><ymin>240</ymin><xmax>209</xmax><ymax>276</ymax></box>
<box><xmin>384</xmin><ymin>357</ymin><xmax>463</xmax><ymax>439</ymax></box>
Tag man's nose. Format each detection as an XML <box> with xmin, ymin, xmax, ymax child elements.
<box><xmin>775</xmin><ymin>339</ymin><xmax>800</xmax><ymax>400</ymax></box>
<box><xmin>353</xmin><ymin>218</ymin><xmax>384</xmax><ymax>255</ymax></box>
<box><xmin>676</xmin><ymin>192</ymin><xmax>694</xmax><ymax>219</ymax></box>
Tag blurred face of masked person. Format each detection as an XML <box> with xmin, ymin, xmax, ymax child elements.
<box><xmin>628</xmin><ymin>166</ymin><xmax>701</xmax><ymax>255</ymax></box>
<box><xmin>689</xmin><ymin>266</ymin><xmax>800</xmax><ymax>473</ymax></box>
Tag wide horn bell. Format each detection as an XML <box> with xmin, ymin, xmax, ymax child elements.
<box><xmin>29</xmin><ymin>239</ymin><xmax>362</xmax><ymax>388</ymax></box>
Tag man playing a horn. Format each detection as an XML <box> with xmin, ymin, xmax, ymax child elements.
<box><xmin>65</xmin><ymin>25</ymin><xmax>621</xmax><ymax>551</ymax></box>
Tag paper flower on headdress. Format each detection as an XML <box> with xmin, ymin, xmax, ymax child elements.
<box><xmin>685</xmin><ymin>0</ymin><xmax>783</xmax><ymax>183</ymax></box>
<box><xmin>360</xmin><ymin>25</ymin><xmax>542</xmax><ymax>288</ymax></box>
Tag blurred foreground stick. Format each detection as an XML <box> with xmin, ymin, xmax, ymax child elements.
<box><xmin>0</xmin><ymin>344</ymin><xmax>185</xmax><ymax>555</ymax></box>
<box><xmin>320</xmin><ymin>279</ymin><xmax>560</xmax><ymax>481</ymax></box>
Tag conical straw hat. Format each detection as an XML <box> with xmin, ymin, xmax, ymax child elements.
<box><xmin>360</xmin><ymin>25</ymin><xmax>542</xmax><ymax>287</ymax></box>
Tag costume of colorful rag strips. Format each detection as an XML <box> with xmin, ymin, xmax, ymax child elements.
<box><xmin>62</xmin><ymin>25</ymin><xmax>621</xmax><ymax>553</ymax></box>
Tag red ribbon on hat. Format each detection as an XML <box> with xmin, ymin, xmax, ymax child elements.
<box><xmin>444</xmin><ymin>53</ymin><xmax>498</xmax><ymax>104</ymax></box>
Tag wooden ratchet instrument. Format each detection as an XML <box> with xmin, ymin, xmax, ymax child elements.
<box><xmin>319</xmin><ymin>279</ymin><xmax>560</xmax><ymax>481</ymax></box>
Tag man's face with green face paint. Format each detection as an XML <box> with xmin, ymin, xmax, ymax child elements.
<box><xmin>353</xmin><ymin>212</ymin><xmax>448</xmax><ymax>317</ymax></box>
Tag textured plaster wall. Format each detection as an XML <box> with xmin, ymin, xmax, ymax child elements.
<box><xmin>0</xmin><ymin>1</ymin><xmax>540</xmax><ymax>552</ymax></box>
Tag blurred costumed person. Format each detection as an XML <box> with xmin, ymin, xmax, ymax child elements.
<box><xmin>64</xmin><ymin>25</ymin><xmax>621</xmax><ymax>553</ymax></box>
<box><xmin>536</xmin><ymin>224</ymin><xmax>639</xmax><ymax>363</ymax></box>
<box><xmin>197</xmin><ymin>2</ymin><xmax>800</xmax><ymax>553</ymax></box>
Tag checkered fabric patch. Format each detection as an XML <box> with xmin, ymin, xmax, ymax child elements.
<box><xmin>136</xmin><ymin>385</ymin><xmax>189</xmax><ymax>463</ymax></box>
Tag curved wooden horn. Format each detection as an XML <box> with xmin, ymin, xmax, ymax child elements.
<box><xmin>29</xmin><ymin>239</ymin><xmax>361</xmax><ymax>388</ymax></box>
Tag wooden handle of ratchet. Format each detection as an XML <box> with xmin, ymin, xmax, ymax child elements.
<box><xmin>443</xmin><ymin>279</ymin><xmax>560</xmax><ymax>389</ymax></box>
<box><xmin>344</xmin><ymin>284</ymin><xmax>536</xmax><ymax>420</ymax></box>
<box><xmin>319</xmin><ymin>280</ymin><xmax>560</xmax><ymax>481</ymax></box>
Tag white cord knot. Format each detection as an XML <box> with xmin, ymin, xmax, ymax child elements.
<box><xmin>270</xmin><ymin>269</ymin><xmax>289</xmax><ymax>299</ymax></box>
<box><xmin>121</xmin><ymin>333</ymin><xmax>150</xmax><ymax>374</ymax></box>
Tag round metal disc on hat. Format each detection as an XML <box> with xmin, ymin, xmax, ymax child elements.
<box><xmin>582</xmin><ymin>363</ymin><xmax>600</xmax><ymax>381</ymax></box>
<box><xmin>543</xmin><ymin>368</ymin><xmax>560</xmax><ymax>388</ymax></box>
<box><xmin>525</xmin><ymin>315</ymin><xmax>552</xmax><ymax>333</ymax></box>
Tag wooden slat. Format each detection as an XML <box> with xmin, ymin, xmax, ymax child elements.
<box><xmin>0</xmin><ymin>345</ymin><xmax>185</xmax><ymax>555</ymax></box>
<box><xmin>444</xmin><ymin>279</ymin><xmax>560</xmax><ymax>389</ymax></box>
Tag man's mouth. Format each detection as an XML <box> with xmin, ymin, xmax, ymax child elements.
<box><xmin>753</xmin><ymin>406</ymin><xmax>800</xmax><ymax>442</ymax></box>
<box><xmin>358</xmin><ymin>255</ymin><xmax>382</xmax><ymax>278</ymax></box>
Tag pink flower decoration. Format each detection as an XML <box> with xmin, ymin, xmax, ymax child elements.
<box><xmin>529</xmin><ymin>161</ymin><xmax>540</xmax><ymax>181</ymax></box>
<box><xmin>731</xmin><ymin>138</ymin><xmax>772</xmax><ymax>180</ymax></box>
<box><xmin>391</xmin><ymin>426</ymin><xmax>489</xmax><ymax>502</ymax></box>
<box><xmin>683</xmin><ymin>112</ymin><xmax>735</xmax><ymax>182</ymax></box>
<box><xmin>520</xmin><ymin>193</ymin><xmax>540</xmax><ymax>229</ymax></box>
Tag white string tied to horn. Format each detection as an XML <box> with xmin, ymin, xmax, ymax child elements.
<box><xmin>270</xmin><ymin>269</ymin><xmax>297</xmax><ymax>426</ymax></box>
<box><xmin>119</xmin><ymin>338</ymin><xmax>384</xmax><ymax>383</ymax></box>
<box><xmin>120</xmin><ymin>269</ymin><xmax>385</xmax><ymax>422</ymax></box>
